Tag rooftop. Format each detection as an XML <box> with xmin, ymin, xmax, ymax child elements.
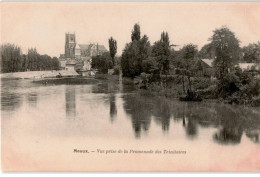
<box><xmin>201</xmin><ymin>59</ymin><xmax>214</xmax><ymax>67</ymax></box>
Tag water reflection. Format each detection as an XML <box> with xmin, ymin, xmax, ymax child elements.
<box><xmin>213</xmin><ymin>127</ymin><xmax>243</xmax><ymax>145</ymax></box>
<box><xmin>153</xmin><ymin>98</ymin><xmax>171</xmax><ymax>132</ymax></box>
<box><xmin>184</xmin><ymin>117</ymin><xmax>198</xmax><ymax>139</ymax></box>
<box><xmin>123</xmin><ymin>94</ymin><xmax>152</xmax><ymax>138</ymax></box>
<box><xmin>65</xmin><ymin>86</ymin><xmax>76</xmax><ymax>118</ymax></box>
<box><xmin>27</xmin><ymin>93</ymin><xmax>38</xmax><ymax>107</ymax></box>
<box><xmin>1</xmin><ymin>92</ymin><xmax>22</xmax><ymax>113</ymax></box>
<box><xmin>245</xmin><ymin>129</ymin><xmax>260</xmax><ymax>144</ymax></box>
<box><xmin>1</xmin><ymin>79</ymin><xmax>23</xmax><ymax>113</ymax></box>
<box><xmin>109</xmin><ymin>94</ymin><xmax>117</xmax><ymax>123</ymax></box>
<box><xmin>121</xmin><ymin>93</ymin><xmax>260</xmax><ymax>144</ymax></box>
<box><xmin>1</xmin><ymin>78</ymin><xmax>260</xmax><ymax>146</ymax></box>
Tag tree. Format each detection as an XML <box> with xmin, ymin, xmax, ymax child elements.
<box><xmin>209</xmin><ymin>26</ymin><xmax>242</xmax><ymax>98</ymax></box>
<box><xmin>27</xmin><ymin>48</ymin><xmax>38</xmax><ymax>71</ymax></box>
<box><xmin>180</xmin><ymin>44</ymin><xmax>198</xmax><ymax>92</ymax></box>
<box><xmin>108</xmin><ymin>37</ymin><xmax>117</xmax><ymax>66</ymax></box>
<box><xmin>242</xmin><ymin>42</ymin><xmax>260</xmax><ymax>63</ymax></box>
<box><xmin>210</xmin><ymin>26</ymin><xmax>241</xmax><ymax>80</ymax></box>
<box><xmin>1</xmin><ymin>43</ymin><xmax>21</xmax><ymax>73</ymax></box>
<box><xmin>91</xmin><ymin>52</ymin><xmax>113</xmax><ymax>73</ymax></box>
<box><xmin>131</xmin><ymin>23</ymin><xmax>141</xmax><ymax>41</ymax></box>
<box><xmin>151</xmin><ymin>32</ymin><xmax>171</xmax><ymax>76</ymax></box>
<box><xmin>1</xmin><ymin>43</ymin><xmax>60</xmax><ymax>73</ymax></box>
<box><xmin>121</xmin><ymin>24</ymin><xmax>151</xmax><ymax>77</ymax></box>
<box><xmin>20</xmin><ymin>54</ymin><xmax>28</xmax><ymax>71</ymax></box>
<box><xmin>198</xmin><ymin>43</ymin><xmax>216</xmax><ymax>59</ymax></box>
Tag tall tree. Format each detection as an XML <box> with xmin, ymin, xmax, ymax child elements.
<box><xmin>121</xmin><ymin>24</ymin><xmax>151</xmax><ymax>77</ymax></box>
<box><xmin>151</xmin><ymin>32</ymin><xmax>171</xmax><ymax>77</ymax></box>
<box><xmin>0</xmin><ymin>43</ymin><xmax>21</xmax><ymax>73</ymax></box>
<box><xmin>27</xmin><ymin>48</ymin><xmax>38</xmax><ymax>71</ymax></box>
<box><xmin>181</xmin><ymin>44</ymin><xmax>198</xmax><ymax>92</ymax></box>
<box><xmin>210</xmin><ymin>26</ymin><xmax>241</xmax><ymax>79</ymax></box>
<box><xmin>108</xmin><ymin>37</ymin><xmax>117</xmax><ymax>66</ymax></box>
<box><xmin>131</xmin><ymin>23</ymin><xmax>141</xmax><ymax>42</ymax></box>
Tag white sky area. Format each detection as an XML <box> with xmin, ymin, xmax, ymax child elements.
<box><xmin>1</xmin><ymin>2</ymin><xmax>260</xmax><ymax>57</ymax></box>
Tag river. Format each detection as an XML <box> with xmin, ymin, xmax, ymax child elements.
<box><xmin>1</xmin><ymin>78</ymin><xmax>260</xmax><ymax>171</ymax></box>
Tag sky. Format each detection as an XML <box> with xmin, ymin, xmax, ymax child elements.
<box><xmin>1</xmin><ymin>2</ymin><xmax>260</xmax><ymax>57</ymax></box>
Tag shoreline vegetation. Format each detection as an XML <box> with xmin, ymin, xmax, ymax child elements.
<box><xmin>1</xmin><ymin>24</ymin><xmax>260</xmax><ymax>107</ymax></box>
<box><xmin>118</xmin><ymin>24</ymin><xmax>260</xmax><ymax>107</ymax></box>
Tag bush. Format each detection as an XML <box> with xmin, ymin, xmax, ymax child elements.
<box><xmin>113</xmin><ymin>65</ymin><xmax>120</xmax><ymax>75</ymax></box>
<box><xmin>92</xmin><ymin>52</ymin><xmax>113</xmax><ymax>74</ymax></box>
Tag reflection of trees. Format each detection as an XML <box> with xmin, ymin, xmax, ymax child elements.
<box><xmin>122</xmin><ymin>91</ymin><xmax>260</xmax><ymax>144</ymax></box>
<box><xmin>178</xmin><ymin>104</ymin><xmax>198</xmax><ymax>139</ymax></box>
<box><xmin>1</xmin><ymin>79</ymin><xmax>23</xmax><ymax>113</ymax></box>
<box><xmin>122</xmin><ymin>94</ymin><xmax>152</xmax><ymax>138</ymax></box>
<box><xmin>97</xmin><ymin>80</ymin><xmax>260</xmax><ymax>144</ymax></box>
<box><xmin>212</xmin><ymin>105</ymin><xmax>250</xmax><ymax>145</ymax></box>
<box><xmin>65</xmin><ymin>86</ymin><xmax>76</xmax><ymax>118</ymax></box>
<box><xmin>1</xmin><ymin>92</ymin><xmax>22</xmax><ymax>113</ymax></box>
<box><xmin>185</xmin><ymin>117</ymin><xmax>198</xmax><ymax>139</ymax></box>
<box><xmin>109</xmin><ymin>94</ymin><xmax>117</xmax><ymax>123</ymax></box>
<box><xmin>245</xmin><ymin>129</ymin><xmax>260</xmax><ymax>144</ymax></box>
<box><xmin>214</xmin><ymin>127</ymin><xmax>243</xmax><ymax>145</ymax></box>
<box><xmin>152</xmin><ymin>98</ymin><xmax>171</xmax><ymax>132</ymax></box>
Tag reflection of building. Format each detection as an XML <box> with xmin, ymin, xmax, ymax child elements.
<box><xmin>65</xmin><ymin>87</ymin><xmax>76</xmax><ymax>118</ymax></box>
<box><xmin>27</xmin><ymin>93</ymin><xmax>38</xmax><ymax>107</ymax></box>
<box><xmin>59</xmin><ymin>33</ymin><xmax>108</xmax><ymax>73</ymax></box>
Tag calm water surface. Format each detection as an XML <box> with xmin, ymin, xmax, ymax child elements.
<box><xmin>1</xmin><ymin>78</ymin><xmax>260</xmax><ymax>171</ymax></box>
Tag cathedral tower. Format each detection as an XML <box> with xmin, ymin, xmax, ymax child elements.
<box><xmin>65</xmin><ymin>33</ymin><xmax>76</xmax><ymax>58</ymax></box>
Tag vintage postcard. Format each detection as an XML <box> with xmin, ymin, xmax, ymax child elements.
<box><xmin>1</xmin><ymin>1</ymin><xmax>260</xmax><ymax>172</ymax></box>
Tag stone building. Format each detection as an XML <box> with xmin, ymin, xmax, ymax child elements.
<box><xmin>59</xmin><ymin>33</ymin><xmax>108</xmax><ymax>72</ymax></box>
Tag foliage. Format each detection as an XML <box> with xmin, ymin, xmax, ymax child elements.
<box><xmin>198</xmin><ymin>43</ymin><xmax>216</xmax><ymax>59</ymax></box>
<box><xmin>242</xmin><ymin>42</ymin><xmax>260</xmax><ymax>63</ymax></box>
<box><xmin>131</xmin><ymin>23</ymin><xmax>141</xmax><ymax>42</ymax></box>
<box><xmin>151</xmin><ymin>32</ymin><xmax>171</xmax><ymax>76</ymax></box>
<box><xmin>178</xmin><ymin>44</ymin><xmax>198</xmax><ymax>92</ymax></box>
<box><xmin>142</xmin><ymin>57</ymin><xmax>159</xmax><ymax>74</ymax></box>
<box><xmin>113</xmin><ymin>65</ymin><xmax>120</xmax><ymax>75</ymax></box>
<box><xmin>209</xmin><ymin>26</ymin><xmax>241</xmax><ymax>79</ymax></box>
<box><xmin>91</xmin><ymin>52</ymin><xmax>113</xmax><ymax>74</ymax></box>
<box><xmin>1</xmin><ymin>43</ymin><xmax>59</xmax><ymax>73</ymax></box>
<box><xmin>214</xmin><ymin>66</ymin><xmax>260</xmax><ymax>106</ymax></box>
<box><xmin>121</xmin><ymin>24</ymin><xmax>151</xmax><ymax>78</ymax></box>
<box><xmin>1</xmin><ymin>43</ymin><xmax>21</xmax><ymax>73</ymax></box>
<box><xmin>108</xmin><ymin>37</ymin><xmax>117</xmax><ymax>66</ymax></box>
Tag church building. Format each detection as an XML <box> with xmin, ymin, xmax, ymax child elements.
<box><xmin>59</xmin><ymin>33</ymin><xmax>108</xmax><ymax>72</ymax></box>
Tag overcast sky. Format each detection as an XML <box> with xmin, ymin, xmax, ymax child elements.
<box><xmin>1</xmin><ymin>2</ymin><xmax>260</xmax><ymax>57</ymax></box>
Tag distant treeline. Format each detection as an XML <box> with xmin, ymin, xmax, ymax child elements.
<box><xmin>1</xmin><ymin>43</ymin><xmax>59</xmax><ymax>73</ymax></box>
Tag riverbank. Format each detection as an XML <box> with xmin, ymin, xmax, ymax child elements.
<box><xmin>133</xmin><ymin>73</ymin><xmax>260</xmax><ymax>107</ymax></box>
<box><xmin>0</xmin><ymin>70</ymin><xmax>79</xmax><ymax>79</ymax></box>
<box><xmin>33</xmin><ymin>77</ymin><xmax>99</xmax><ymax>85</ymax></box>
<box><xmin>31</xmin><ymin>73</ymin><xmax>133</xmax><ymax>86</ymax></box>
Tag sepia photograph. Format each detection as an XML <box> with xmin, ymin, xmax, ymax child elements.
<box><xmin>1</xmin><ymin>1</ymin><xmax>260</xmax><ymax>172</ymax></box>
